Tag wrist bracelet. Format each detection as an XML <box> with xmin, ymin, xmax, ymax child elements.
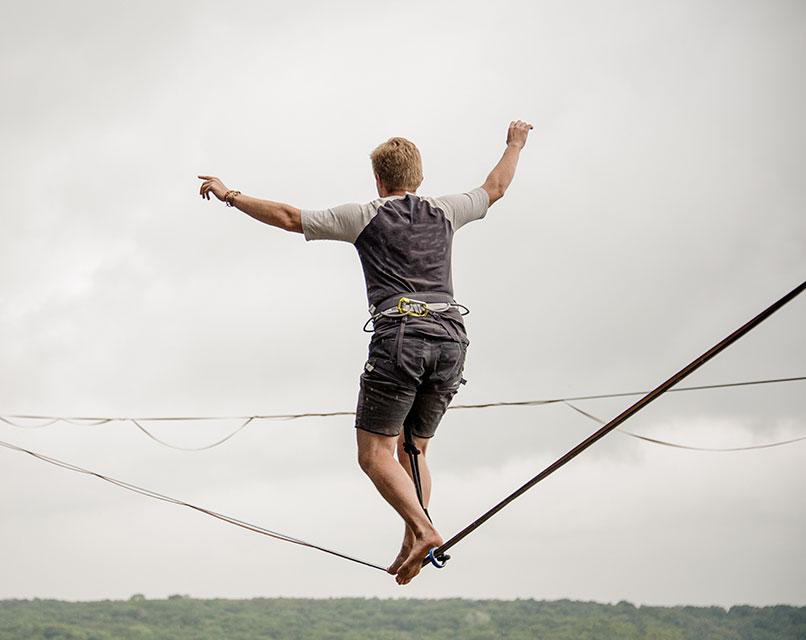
<box><xmin>224</xmin><ymin>190</ymin><xmax>241</xmax><ymax>207</ymax></box>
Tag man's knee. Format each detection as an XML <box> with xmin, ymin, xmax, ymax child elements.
<box><xmin>396</xmin><ymin>433</ymin><xmax>431</xmax><ymax>458</ymax></box>
<box><xmin>357</xmin><ymin>447</ymin><xmax>377</xmax><ymax>474</ymax></box>
<box><xmin>356</xmin><ymin>428</ymin><xmax>396</xmax><ymax>474</ymax></box>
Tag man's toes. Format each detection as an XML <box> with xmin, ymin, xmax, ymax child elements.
<box><xmin>388</xmin><ymin>545</ymin><xmax>412</xmax><ymax>575</ymax></box>
<box><xmin>394</xmin><ymin>554</ymin><xmax>424</xmax><ymax>584</ymax></box>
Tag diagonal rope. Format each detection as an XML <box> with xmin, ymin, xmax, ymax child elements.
<box><xmin>562</xmin><ymin>401</ymin><xmax>806</xmax><ymax>452</ymax></box>
<box><xmin>0</xmin><ymin>437</ymin><xmax>387</xmax><ymax>573</ymax></box>
<box><xmin>1</xmin><ymin>375</ymin><xmax>804</xmax><ymax>451</ymax></box>
<box><xmin>427</xmin><ymin>280</ymin><xmax>806</xmax><ymax>565</ymax></box>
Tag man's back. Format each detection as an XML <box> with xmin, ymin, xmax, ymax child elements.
<box><xmin>301</xmin><ymin>187</ymin><xmax>489</xmax><ymax>338</ymax></box>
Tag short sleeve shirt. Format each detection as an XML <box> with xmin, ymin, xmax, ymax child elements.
<box><xmin>300</xmin><ymin>187</ymin><xmax>489</xmax><ymax>339</ymax></box>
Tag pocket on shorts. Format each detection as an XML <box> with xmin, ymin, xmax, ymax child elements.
<box><xmin>363</xmin><ymin>336</ymin><xmax>394</xmax><ymax>375</ymax></box>
<box><xmin>363</xmin><ymin>335</ymin><xmax>424</xmax><ymax>387</ymax></box>
<box><xmin>434</xmin><ymin>340</ymin><xmax>468</xmax><ymax>392</ymax></box>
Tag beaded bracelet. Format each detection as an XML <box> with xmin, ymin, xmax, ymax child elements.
<box><xmin>224</xmin><ymin>190</ymin><xmax>241</xmax><ymax>207</ymax></box>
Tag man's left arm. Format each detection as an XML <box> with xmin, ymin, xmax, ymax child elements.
<box><xmin>198</xmin><ymin>175</ymin><xmax>302</xmax><ymax>233</ymax></box>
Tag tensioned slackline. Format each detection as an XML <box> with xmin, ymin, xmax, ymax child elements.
<box><xmin>426</xmin><ymin>280</ymin><xmax>806</xmax><ymax>566</ymax></box>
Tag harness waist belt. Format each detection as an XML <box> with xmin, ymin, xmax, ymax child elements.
<box><xmin>370</xmin><ymin>292</ymin><xmax>456</xmax><ymax>316</ymax></box>
<box><xmin>363</xmin><ymin>292</ymin><xmax>470</xmax><ymax>339</ymax></box>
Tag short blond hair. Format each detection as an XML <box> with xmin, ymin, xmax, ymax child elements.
<box><xmin>370</xmin><ymin>137</ymin><xmax>423</xmax><ymax>192</ymax></box>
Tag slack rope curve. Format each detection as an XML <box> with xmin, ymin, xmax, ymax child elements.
<box><xmin>0</xmin><ymin>438</ymin><xmax>387</xmax><ymax>573</ymax></box>
<box><xmin>2</xmin><ymin>375</ymin><xmax>804</xmax><ymax>452</ymax></box>
<box><xmin>562</xmin><ymin>401</ymin><xmax>806</xmax><ymax>452</ymax></box>
<box><xmin>426</xmin><ymin>280</ymin><xmax>806</xmax><ymax>566</ymax></box>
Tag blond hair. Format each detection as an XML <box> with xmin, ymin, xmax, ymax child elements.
<box><xmin>370</xmin><ymin>137</ymin><xmax>423</xmax><ymax>192</ymax></box>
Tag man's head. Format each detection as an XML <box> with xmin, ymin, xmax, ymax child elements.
<box><xmin>370</xmin><ymin>137</ymin><xmax>423</xmax><ymax>196</ymax></box>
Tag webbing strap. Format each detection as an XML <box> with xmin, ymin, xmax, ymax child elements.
<box><xmin>370</xmin><ymin>291</ymin><xmax>455</xmax><ymax>316</ymax></box>
<box><xmin>364</xmin><ymin>293</ymin><xmax>469</xmax><ymax>334</ymax></box>
<box><xmin>403</xmin><ymin>423</ymin><xmax>432</xmax><ymax>524</ymax></box>
<box><xmin>424</xmin><ymin>279</ymin><xmax>806</xmax><ymax>567</ymax></box>
<box><xmin>393</xmin><ymin>315</ymin><xmax>409</xmax><ymax>368</ymax></box>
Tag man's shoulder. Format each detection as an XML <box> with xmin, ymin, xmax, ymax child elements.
<box><xmin>420</xmin><ymin>188</ymin><xmax>490</xmax><ymax>229</ymax></box>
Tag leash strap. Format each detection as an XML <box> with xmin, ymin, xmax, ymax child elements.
<box><xmin>403</xmin><ymin>422</ymin><xmax>432</xmax><ymax>524</ymax></box>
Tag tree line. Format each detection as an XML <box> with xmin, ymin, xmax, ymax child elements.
<box><xmin>0</xmin><ymin>596</ymin><xmax>803</xmax><ymax>639</ymax></box>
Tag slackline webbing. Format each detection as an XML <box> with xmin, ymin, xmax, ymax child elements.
<box><xmin>0</xmin><ymin>438</ymin><xmax>386</xmax><ymax>573</ymax></box>
<box><xmin>2</xmin><ymin>375</ymin><xmax>804</xmax><ymax>452</ymax></box>
<box><xmin>425</xmin><ymin>280</ymin><xmax>806</xmax><ymax>565</ymax></box>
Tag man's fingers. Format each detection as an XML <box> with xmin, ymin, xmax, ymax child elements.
<box><xmin>198</xmin><ymin>176</ymin><xmax>223</xmax><ymax>202</ymax></box>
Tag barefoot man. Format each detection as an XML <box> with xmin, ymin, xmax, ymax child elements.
<box><xmin>198</xmin><ymin>120</ymin><xmax>532</xmax><ymax>584</ymax></box>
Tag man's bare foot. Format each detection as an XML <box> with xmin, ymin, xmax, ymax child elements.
<box><xmin>387</xmin><ymin>529</ymin><xmax>415</xmax><ymax>575</ymax></box>
<box><xmin>394</xmin><ymin>530</ymin><xmax>444</xmax><ymax>585</ymax></box>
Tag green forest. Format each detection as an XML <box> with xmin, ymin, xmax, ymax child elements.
<box><xmin>0</xmin><ymin>597</ymin><xmax>803</xmax><ymax>640</ymax></box>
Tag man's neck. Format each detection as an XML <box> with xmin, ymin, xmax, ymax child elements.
<box><xmin>378</xmin><ymin>187</ymin><xmax>414</xmax><ymax>198</ymax></box>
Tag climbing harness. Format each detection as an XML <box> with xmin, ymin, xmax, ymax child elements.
<box><xmin>363</xmin><ymin>292</ymin><xmax>470</xmax><ymax>383</ymax></box>
<box><xmin>362</xmin><ymin>293</ymin><xmax>470</xmax><ymax>333</ymax></box>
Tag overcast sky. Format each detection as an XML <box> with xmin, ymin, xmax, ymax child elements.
<box><xmin>1</xmin><ymin>0</ymin><xmax>804</xmax><ymax>607</ymax></box>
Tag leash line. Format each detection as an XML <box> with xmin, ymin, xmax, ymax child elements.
<box><xmin>0</xmin><ymin>438</ymin><xmax>388</xmax><ymax>573</ymax></box>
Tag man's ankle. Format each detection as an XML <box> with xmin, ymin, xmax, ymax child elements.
<box><xmin>410</xmin><ymin>522</ymin><xmax>438</xmax><ymax>540</ymax></box>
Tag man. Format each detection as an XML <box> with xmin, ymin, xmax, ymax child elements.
<box><xmin>198</xmin><ymin>120</ymin><xmax>532</xmax><ymax>584</ymax></box>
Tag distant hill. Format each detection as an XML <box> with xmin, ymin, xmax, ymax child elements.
<box><xmin>0</xmin><ymin>597</ymin><xmax>804</xmax><ymax>639</ymax></box>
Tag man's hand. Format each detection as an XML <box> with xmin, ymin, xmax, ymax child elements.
<box><xmin>506</xmin><ymin>120</ymin><xmax>533</xmax><ymax>150</ymax></box>
<box><xmin>198</xmin><ymin>175</ymin><xmax>230</xmax><ymax>202</ymax></box>
<box><xmin>197</xmin><ymin>174</ymin><xmax>303</xmax><ymax>233</ymax></box>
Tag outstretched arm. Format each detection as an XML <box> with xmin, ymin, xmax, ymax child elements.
<box><xmin>198</xmin><ymin>175</ymin><xmax>303</xmax><ymax>233</ymax></box>
<box><xmin>481</xmin><ymin>120</ymin><xmax>533</xmax><ymax>206</ymax></box>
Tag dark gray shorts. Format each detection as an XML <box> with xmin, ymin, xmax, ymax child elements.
<box><xmin>355</xmin><ymin>332</ymin><xmax>467</xmax><ymax>439</ymax></box>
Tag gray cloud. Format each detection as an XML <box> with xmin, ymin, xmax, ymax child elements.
<box><xmin>1</xmin><ymin>0</ymin><xmax>804</xmax><ymax>605</ymax></box>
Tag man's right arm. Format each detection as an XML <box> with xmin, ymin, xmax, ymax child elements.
<box><xmin>481</xmin><ymin>120</ymin><xmax>533</xmax><ymax>206</ymax></box>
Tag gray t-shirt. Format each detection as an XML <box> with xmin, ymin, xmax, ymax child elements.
<box><xmin>301</xmin><ymin>187</ymin><xmax>489</xmax><ymax>340</ymax></box>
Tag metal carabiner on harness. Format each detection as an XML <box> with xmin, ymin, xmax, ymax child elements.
<box><xmin>396</xmin><ymin>297</ymin><xmax>430</xmax><ymax>317</ymax></box>
<box><xmin>363</xmin><ymin>295</ymin><xmax>470</xmax><ymax>333</ymax></box>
